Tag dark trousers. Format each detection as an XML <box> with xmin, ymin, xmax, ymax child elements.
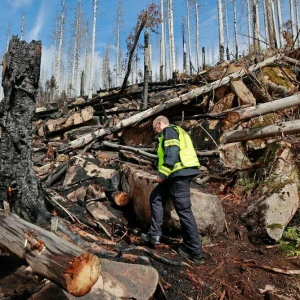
<box><xmin>148</xmin><ymin>176</ymin><xmax>203</xmax><ymax>256</ymax></box>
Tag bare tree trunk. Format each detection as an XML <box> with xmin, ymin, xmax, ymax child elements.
<box><xmin>226</xmin><ymin>94</ymin><xmax>300</xmax><ymax>124</ymax></box>
<box><xmin>80</xmin><ymin>70</ymin><xmax>85</xmax><ymax>96</ymax></box>
<box><xmin>218</xmin><ymin>0</ymin><xmax>225</xmax><ymax>62</ymax></box>
<box><xmin>276</xmin><ymin>0</ymin><xmax>284</xmax><ymax>48</ymax></box>
<box><xmin>252</xmin><ymin>0</ymin><xmax>261</xmax><ymax>51</ymax></box>
<box><xmin>142</xmin><ymin>31</ymin><xmax>150</xmax><ymax>110</ymax></box>
<box><xmin>186</xmin><ymin>0</ymin><xmax>193</xmax><ymax>75</ymax></box>
<box><xmin>233</xmin><ymin>0</ymin><xmax>238</xmax><ymax>59</ymax></box>
<box><xmin>168</xmin><ymin>0</ymin><xmax>176</xmax><ymax>74</ymax></box>
<box><xmin>51</xmin><ymin>13</ymin><xmax>59</xmax><ymax>82</ymax></box>
<box><xmin>182</xmin><ymin>16</ymin><xmax>187</xmax><ymax>73</ymax></box>
<box><xmin>71</xmin><ymin>0</ymin><xmax>82</xmax><ymax>97</ymax></box>
<box><xmin>266</xmin><ymin>0</ymin><xmax>277</xmax><ymax>48</ymax></box>
<box><xmin>56</xmin><ymin>0</ymin><xmax>66</xmax><ymax>97</ymax></box>
<box><xmin>115</xmin><ymin>0</ymin><xmax>123</xmax><ymax>87</ymax></box>
<box><xmin>221</xmin><ymin>119</ymin><xmax>300</xmax><ymax>144</ymax></box>
<box><xmin>224</xmin><ymin>0</ymin><xmax>230</xmax><ymax>61</ymax></box>
<box><xmin>263</xmin><ymin>0</ymin><xmax>270</xmax><ymax>44</ymax></box>
<box><xmin>295</xmin><ymin>0</ymin><xmax>300</xmax><ymax>46</ymax></box>
<box><xmin>160</xmin><ymin>0</ymin><xmax>166</xmax><ymax>81</ymax></box>
<box><xmin>0</xmin><ymin>36</ymin><xmax>50</xmax><ymax>224</ymax></box>
<box><xmin>83</xmin><ymin>20</ymin><xmax>89</xmax><ymax>94</ymax></box>
<box><xmin>290</xmin><ymin>0</ymin><xmax>297</xmax><ymax>44</ymax></box>
<box><xmin>246</xmin><ymin>0</ymin><xmax>252</xmax><ymax>51</ymax></box>
<box><xmin>88</xmin><ymin>0</ymin><xmax>98</xmax><ymax>99</ymax></box>
<box><xmin>20</xmin><ymin>12</ymin><xmax>25</xmax><ymax>41</ymax></box>
<box><xmin>202</xmin><ymin>47</ymin><xmax>205</xmax><ymax>69</ymax></box>
<box><xmin>194</xmin><ymin>0</ymin><xmax>200</xmax><ymax>71</ymax></box>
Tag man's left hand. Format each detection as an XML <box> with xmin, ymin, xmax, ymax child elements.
<box><xmin>157</xmin><ymin>176</ymin><xmax>164</xmax><ymax>183</ymax></box>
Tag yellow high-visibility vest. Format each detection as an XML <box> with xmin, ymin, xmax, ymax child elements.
<box><xmin>157</xmin><ymin>125</ymin><xmax>200</xmax><ymax>177</ymax></box>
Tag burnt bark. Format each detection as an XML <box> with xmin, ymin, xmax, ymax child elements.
<box><xmin>0</xmin><ymin>36</ymin><xmax>49</xmax><ymax>223</ymax></box>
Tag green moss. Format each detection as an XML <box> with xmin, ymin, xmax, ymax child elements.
<box><xmin>279</xmin><ymin>227</ymin><xmax>300</xmax><ymax>257</ymax></box>
<box><xmin>262</xmin><ymin>66</ymin><xmax>292</xmax><ymax>88</ymax></box>
<box><xmin>267</xmin><ymin>223</ymin><xmax>283</xmax><ymax>229</ymax></box>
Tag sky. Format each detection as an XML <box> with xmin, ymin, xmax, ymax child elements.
<box><xmin>0</xmin><ymin>0</ymin><xmax>293</xmax><ymax>93</ymax></box>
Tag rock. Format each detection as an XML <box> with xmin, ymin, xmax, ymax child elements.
<box><xmin>219</xmin><ymin>142</ymin><xmax>253</xmax><ymax>170</ymax></box>
<box><xmin>120</xmin><ymin>164</ymin><xmax>225</xmax><ymax>234</ymax></box>
<box><xmin>28</xmin><ymin>281</ymin><xmax>121</xmax><ymax>300</ymax></box>
<box><xmin>101</xmin><ymin>259</ymin><xmax>158</xmax><ymax>300</ymax></box>
<box><xmin>242</xmin><ymin>142</ymin><xmax>299</xmax><ymax>243</ymax></box>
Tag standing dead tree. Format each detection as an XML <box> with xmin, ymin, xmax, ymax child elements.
<box><xmin>119</xmin><ymin>2</ymin><xmax>161</xmax><ymax>94</ymax></box>
<box><xmin>0</xmin><ymin>37</ymin><xmax>50</xmax><ymax>224</ymax></box>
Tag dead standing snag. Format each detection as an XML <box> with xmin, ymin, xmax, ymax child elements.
<box><xmin>0</xmin><ymin>36</ymin><xmax>50</xmax><ymax>224</ymax></box>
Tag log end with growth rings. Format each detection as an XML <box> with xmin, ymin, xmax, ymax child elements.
<box><xmin>64</xmin><ymin>252</ymin><xmax>101</xmax><ymax>296</ymax></box>
<box><xmin>226</xmin><ymin>111</ymin><xmax>240</xmax><ymax>124</ymax></box>
<box><xmin>113</xmin><ymin>191</ymin><xmax>130</xmax><ymax>206</ymax></box>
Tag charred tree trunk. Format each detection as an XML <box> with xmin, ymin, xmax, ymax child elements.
<box><xmin>0</xmin><ymin>36</ymin><xmax>50</xmax><ymax>224</ymax></box>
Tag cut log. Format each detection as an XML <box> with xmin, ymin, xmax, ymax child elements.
<box><xmin>225</xmin><ymin>94</ymin><xmax>300</xmax><ymax>124</ymax></box>
<box><xmin>59</xmin><ymin>54</ymin><xmax>281</xmax><ymax>153</ymax></box>
<box><xmin>112</xmin><ymin>191</ymin><xmax>130</xmax><ymax>206</ymax></box>
<box><xmin>0</xmin><ymin>209</ymin><xmax>101</xmax><ymax>296</ymax></box>
<box><xmin>220</xmin><ymin>119</ymin><xmax>300</xmax><ymax>144</ymax></box>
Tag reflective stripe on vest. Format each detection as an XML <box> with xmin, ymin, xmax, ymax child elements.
<box><xmin>157</xmin><ymin>125</ymin><xmax>200</xmax><ymax>176</ymax></box>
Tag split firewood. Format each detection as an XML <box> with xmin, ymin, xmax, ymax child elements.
<box><xmin>58</xmin><ymin>54</ymin><xmax>281</xmax><ymax>153</ymax></box>
<box><xmin>0</xmin><ymin>209</ymin><xmax>101</xmax><ymax>297</ymax></box>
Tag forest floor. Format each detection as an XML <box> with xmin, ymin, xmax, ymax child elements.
<box><xmin>1</xmin><ymin>175</ymin><xmax>300</xmax><ymax>300</ymax></box>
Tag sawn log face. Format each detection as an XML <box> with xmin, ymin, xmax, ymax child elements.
<box><xmin>0</xmin><ymin>209</ymin><xmax>101</xmax><ymax>297</ymax></box>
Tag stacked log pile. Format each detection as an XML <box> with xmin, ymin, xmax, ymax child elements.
<box><xmin>31</xmin><ymin>48</ymin><xmax>300</xmax><ymax>244</ymax></box>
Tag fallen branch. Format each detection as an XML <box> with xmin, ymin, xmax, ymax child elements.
<box><xmin>121</xmin><ymin>245</ymin><xmax>191</xmax><ymax>267</ymax></box>
<box><xmin>225</xmin><ymin>94</ymin><xmax>300</xmax><ymax>124</ymax></box>
<box><xmin>102</xmin><ymin>141</ymin><xmax>157</xmax><ymax>159</ymax></box>
<box><xmin>220</xmin><ymin>119</ymin><xmax>300</xmax><ymax>144</ymax></box>
<box><xmin>235</xmin><ymin>260</ymin><xmax>300</xmax><ymax>275</ymax></box>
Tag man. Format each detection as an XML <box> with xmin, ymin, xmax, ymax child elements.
<box><xmin>141</xmin><ymin>115</ymin><xmax>204</xmax><ymax>264</ymax></box>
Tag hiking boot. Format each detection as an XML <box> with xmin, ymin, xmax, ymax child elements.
<box><xmin>141</xmin><ymin>233</ymin><xmax>161</xmax><ymax>245</ymax></box>
<box><xmin>177</xmin><ymin>245</ymin><xmax>204</xmax><ymax>265</ymax></box>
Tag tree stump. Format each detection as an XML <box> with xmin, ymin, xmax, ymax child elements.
<box><xmin>0</xmin><ymin>36</ymin><xmax>49</xmax><ymax>223</ymax></box>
